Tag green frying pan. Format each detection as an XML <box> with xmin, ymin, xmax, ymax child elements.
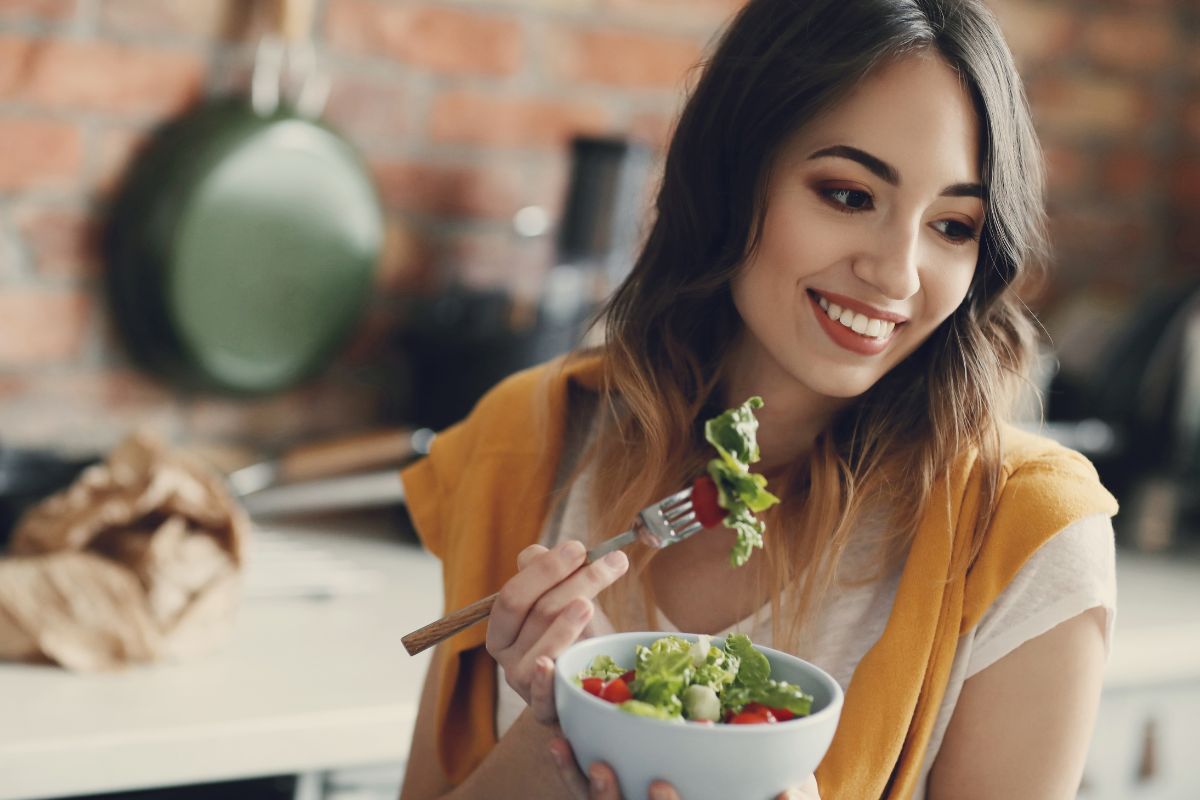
<box><xmin>104</xmin><ymin>0</ymin><xmax>382</xmax><ymax>395</ymax></box>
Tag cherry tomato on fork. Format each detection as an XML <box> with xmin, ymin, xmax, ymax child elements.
<box><xmin>691</xmin><ymin>475</ymin><xmax>725</xmax><ymax>529</ymax></box>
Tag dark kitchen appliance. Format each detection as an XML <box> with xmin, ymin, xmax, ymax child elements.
<box><xmin>396</xmin><ymin>136</ymin><xmax>653</xmax><ymax>430</ymax></box>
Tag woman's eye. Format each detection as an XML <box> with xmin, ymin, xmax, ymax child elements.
<box><xmin>933</xmin><ymin>219</ymin><xmax>980</xmax><ymax>244</ymax></box>
<box><xmin>822</xmin><ymin>187</ymin><xmax>873</xmax><ymax>212</ymax></box>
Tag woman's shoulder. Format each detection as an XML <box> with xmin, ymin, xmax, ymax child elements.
<box><xmin>991</xmin><ymin>422</ymin><xmax>1117</xmax><ymax>518</ymax></box>
<box><xmin>959</xmin><ymin>423</ymin><xmax>1119</xmax><ymax>631</ymax></box>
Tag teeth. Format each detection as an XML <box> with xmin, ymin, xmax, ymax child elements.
<box><xmin>815</xmin><ymin>294</ymin><xmax>897</xmax><ymax>340</ymax></box>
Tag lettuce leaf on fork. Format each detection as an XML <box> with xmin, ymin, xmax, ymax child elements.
<box><xmin>704</xmin><ymin>397</ymin><xmax>781</xmax><ymax>567</ymax></box>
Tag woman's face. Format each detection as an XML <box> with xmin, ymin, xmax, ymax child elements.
<box><xmin>730</xmin><ymin>52</ymin><xmax>985</xmax><ymax>402</ymax></box>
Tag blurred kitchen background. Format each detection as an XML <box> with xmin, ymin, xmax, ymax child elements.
<box><xmin>0</xmin><ymin>0</ymin><xmax>1197</xmax><ymax>799</ymax></box>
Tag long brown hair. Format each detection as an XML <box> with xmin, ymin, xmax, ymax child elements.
<box><xmin>577</xmin><ymin>0</ymin><xmax>1046</xmax><ymax>651</ymax></box>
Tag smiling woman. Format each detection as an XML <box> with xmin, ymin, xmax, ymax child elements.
<box><xmin>396</xmin><ymin>1</ymin><xmax>1119</xmax><ymax>799</ymax></box>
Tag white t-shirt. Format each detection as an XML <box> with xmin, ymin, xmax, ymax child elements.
<box><xmin>494</xmin><ymin>463</ymin><xmax>1116</xmax><ymax>797</ymax></box>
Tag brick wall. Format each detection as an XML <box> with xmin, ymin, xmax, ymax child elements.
<box><xmin>0</xmin><ymin>0</ymin><xmax>1195</xmax><ymax>455</ymax></box>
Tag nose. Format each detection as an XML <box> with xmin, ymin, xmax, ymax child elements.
<box><xmin>852</xmin><ymin>221</ymin><xmax>921</xmax><ymax>301</ymax></box>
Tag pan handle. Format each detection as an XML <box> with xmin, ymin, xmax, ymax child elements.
<box><xmin>253</xmin><ymin>0</ymin><xmax>329</xmax><ymax>119</ymax></box>
<box><xmin>279</xmin><ymin>0</ymin><xmax>317</xmax><ymax>43</ymax></box>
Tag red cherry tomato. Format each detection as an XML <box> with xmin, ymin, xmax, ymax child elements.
<box><xmin>769</xmin><ymin>706</ymin><xmax>796</xmax><ymax>721</ymax></box>
<box><xmin>620</xmin><ymin>670</ymin><xmax>636</xmax><ymax>684</ymax></box>
<box><xmin>581</xmin><ymin>677</ymin><xmax>603</xmax><ymax>697</ymax></box>
<box><xmin>600</xmin><ymin>677</ymin><xmax>632</xmax><ymax>704</ymax></box>
<box><xmin>729</xmin><ymin>710</ymin><xmax>775</xmax><ymax>724</ymax></box>
<box><xmin>691</xmin><ymin>475</ymin><xmax>724</xmax><ymax>528</ymax></box>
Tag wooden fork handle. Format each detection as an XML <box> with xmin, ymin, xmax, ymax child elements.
<box><xmin>402</xmin><ymin>592</ymin><xmax>499</xmax><ymax>656</ymax></box>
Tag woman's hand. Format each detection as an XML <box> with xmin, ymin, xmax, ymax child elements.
<box><xmin>486</xmin><ymin>539</ymin><xmax>628</xmax><ymax>723</ymax></box>
<box><xmin>546</xmin><ymin>735</ymin><xmax>820</xmax><ymax>799</ymax></box>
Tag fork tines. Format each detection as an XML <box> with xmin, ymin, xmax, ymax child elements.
<box><xmin>658</xmin><ymin>487</ymin><xmax>702</xmax><ymax>542</ymax></box>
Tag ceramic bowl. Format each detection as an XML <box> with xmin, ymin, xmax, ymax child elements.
<box><xmin>555</xmin><ymin>631</ymin><xmax>843</xmax><ymax>800</ymax></box>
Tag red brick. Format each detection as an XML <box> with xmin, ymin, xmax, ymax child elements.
<box><xmin>547</xmin><ymin>27</ymin><xmax>703</xmax><ymax>89</ymax></box>
<box><xmin>1100</xmin><ymin>150</ymin><xmax>1157</xmax><ymax>197</ymax></box>
<box><xmin>0</xmin><ymin>0</ymin><xmax>76</xmax><ymax>22</ymax></box>
<box><xmin>600</xmin><ymin>0</ymin><xmax>742</xmax><ymax>31</ymax></box>
<box><xmin>989</xmin><ymin>0</ymin><xmax>1080</xmax><ymax>68</ymax></box>
<box><xmin>373</xmin><ymin>214</ymin><xmax>432</xmax><ymax>293</ymax></box>
<box><xmin>0</xmin><ymin>36</ymin><xmax>204</xmax><ymax>116</ymax></box>
<box><xmin>0</xmin><ymin>288</ymin><xmax>91</xmax><ymax>365</ymax></box>
<box><xmin>0</xmin><ymin>117</ymin><xmax>82</xmax><ymax>190</ymax></box>
<box><xmin>1047</xmin><ymin>208</ymin><xmax>1150</xmax><ymax>280</ymax></box>
<box><xmin>91</xmin><ymin>124</ymin><xmax>151</xmax><ymax>196</ymax></box>
<box><xmin>430</xmin><ymin>90</ymin><xmax>613</xmax><ymax>149</ymax></box>
<box><xmin>370</xmin><ymin>158</ymin><xmax>524</xmax><ymax>220</ymax></box>
<box><xmin>0</xmin><ymin>367</ymin><xmax>180</xmax><ymax>451</ymax></box>
<box><xmin>13</xmin><ymin>204</ymin><xmax>98</xmax><ymax>279</ymax></box>
<box><xmin>326</xmin><ymin>0</ymin><xmax>523</xmax><ymax>77</ymax></box>
<box><xmin>186</xmin><ymin>378</ymin><xmax>381</xmax><ymax>446</ymax></box>
<box><xmin>98</xmin><ymin>0</ymin><xmax>271</xmax><ymax>41</ymax></box>
<box><xmin>323</xmin><ymin>73</ymin><xmax>410</xmax><ymax>143</ymax></box>
<box><xmin>629</xmin><ymin>110</ymin><xmax>678</xmax><ymax>151</ymax></box>
<box><xmin>1083</xmin><ymin>12</ymin><xmax>1177</xmax><ymax>73</ymax></box>
<box><xmin>1028</xmin><ymin>75</ymin><xmax>1151</xmax><ymax>138</ymax></box>
<box><xmin>1185</xmin><ymin>92</ymin><xmax>1200</xmax><ymax>146</ymax></box>
<box><xmin>1170</xmin><ymin>159</ymin><xmax>1200</xmax><ymax>207</ymax></box>
<box><xmin>1042</xmin><ymin>145</ymin><xmax>1090</xmax><ymax>196</ymax></box>
<box><xmin>447</xmin><ymin>227</ymin><xmax>552</xmax><ymax>295</ymax></box>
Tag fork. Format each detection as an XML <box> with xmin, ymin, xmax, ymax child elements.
<box><xmin>401</xmin><ymin>486</ymin><xmax>701</xmax><ymax>656</ymax></box>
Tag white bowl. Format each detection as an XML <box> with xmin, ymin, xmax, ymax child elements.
<box><xmin>555</xmin><ymin>631</ymin><xmax>843</xmax><ymax>800</ymax></box>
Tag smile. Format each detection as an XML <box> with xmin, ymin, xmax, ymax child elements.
<box><xmin>806</xmin><ymin>290</ymin><xmax>907</xmax><ymax>356</ymax></box>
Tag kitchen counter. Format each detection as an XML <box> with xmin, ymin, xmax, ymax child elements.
<box><xmin>0</xmin><ymin>519</ymin><xmax>443</xmax><ymax>800</ymax></box>
<box><xmin>1</xmin><ymin>519</ymin><xmax>1197</xmax><ymax>800</ymax></box>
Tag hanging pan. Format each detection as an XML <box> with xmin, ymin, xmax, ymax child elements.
<box><xmin>104</xmin><ymin>0</ymin><xmax>383</xmax><ymax>395</ymax></box>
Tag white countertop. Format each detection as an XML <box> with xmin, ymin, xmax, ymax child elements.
<box><xmin>0</xmin><ymin>520</ymin><xmax>444</xmax><ymax>800</ymax></box>
<box><xmin>1</xmin><ymin>517</ymin><xmax>1197</xmax><ymax>800</ymax></box>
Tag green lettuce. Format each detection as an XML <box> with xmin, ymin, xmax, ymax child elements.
<box><xmin>704</xmin><ymin>397</ymin><xmax>781</xmax><ymax>566</ymax></box>
<box><xmin>579</xmin><ymin>654</ymin><xmax>627</xmax><ymax>681</ymax></box>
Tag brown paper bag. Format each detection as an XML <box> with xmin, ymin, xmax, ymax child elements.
<box><xmin>0</xmin><ymin>432</ymin><xmax>248</xmax><ymax>670</ymax></box>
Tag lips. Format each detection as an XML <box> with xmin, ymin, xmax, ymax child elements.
<box><xmin>806</xmin><ymin>290</ymin><xmax>904</xmax><ymax>356</ymax></box>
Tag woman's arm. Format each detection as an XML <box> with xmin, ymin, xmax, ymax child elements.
<box><xmin>398</xmin><ymin>646</ymin><xmax>572</xmax><ymax>800</ymax></box>
<box><xmin>926</xmin><ymin>606</ymin><xmax>1107</xmax><ymax>799</ymax></box>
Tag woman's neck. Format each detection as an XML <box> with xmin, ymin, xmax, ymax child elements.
<box><xmin>719</xmin><ymin>334</ymin><xmax>848</xmax><ymax>473</ymax></box>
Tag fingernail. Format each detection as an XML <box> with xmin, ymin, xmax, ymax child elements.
<box><xmin>602</xmin><ymin>550</ymin><xmax>628</xmax><ymax>570</ymax></box>
<box><xmin>588</xmin><ymin>764</ymin><xmax>608</xmax><ymax>792</ymax></box>
<box><xmin>649</xmin><ymin>785</ymin><xmax>671</xmax><ymax>800</ymax></box>
<box><xmin>562</xmin><ymin>540</ymin><xmax>586</xmax><ymax>561</ymax></box>
<box><xmin>548</xmin><ymin>743</ymin><xmax>566</xmax><ymax>769</ymax></box>
<box><xmin>537</xmin><ymin>655</ymin><xmax>554</xmax><ymax>674</ymax></box>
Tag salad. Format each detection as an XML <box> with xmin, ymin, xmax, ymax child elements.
<box><xmin>692</xmin><ymin>397</ymin><xmax>781</xmax><ymax>567</ymax></box>
<box><xmin>574</xmin><ymin>633</ymin><xmax>813</xmax><ymax>725</ymax></box>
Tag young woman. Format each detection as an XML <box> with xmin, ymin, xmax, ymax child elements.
<box><xmin>399</xmin><ymin>0</ymin><xmax>1118</xmax><ymax>797</ymax></box>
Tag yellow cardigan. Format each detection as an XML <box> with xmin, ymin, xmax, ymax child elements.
<box><xmin>400</xmin><ymin>353</ymin><xmax>1118</xmax><ymax>798</ymax></box>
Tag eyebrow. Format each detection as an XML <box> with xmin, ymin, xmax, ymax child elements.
<box><xmin>807</xmin><ymin>144</ymin><xmax>984</xmax><ymax>199</ymax></box>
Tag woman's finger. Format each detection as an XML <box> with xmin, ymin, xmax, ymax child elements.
<box><xmin>516</xmin><ymin>544</ymin><xmax>548</xmax><ymax>571</ymax></box>
<box><xmin>513</xmin><ymin>597</ymin><xmax>594</xmax><ymax>710</ymax></box>
<box><xmin>776</xmin><ymin>774</ymin><xmax>820</xmax><ymax>799</ymax></box>
<box><xmin>644</xmin><ymin>780</ymin><xmax>681</xmax><ymax>800</ymax></box>
<box><xmin>507</xmin><ymin>550</ymin><xmax>627</xmax><ymax>657</ymax></box>
<box><xmin>528</xmin><ymin>654</ymin><xmax>559</xmax><ymax>724</ymax></box>
<box><xmin>487</xmin><ymin>539</ymin><xmax>587</xmax><ymax>652</ymax></box>
<box><xmin>548</xmin><ymin>737</ymin><xmax>590</xmax><ymax>800</ymax></box>
<box><xmin>587</xmin><ymin>761</ymin><xmax>623</xmax><ymax>800</ymax></box>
